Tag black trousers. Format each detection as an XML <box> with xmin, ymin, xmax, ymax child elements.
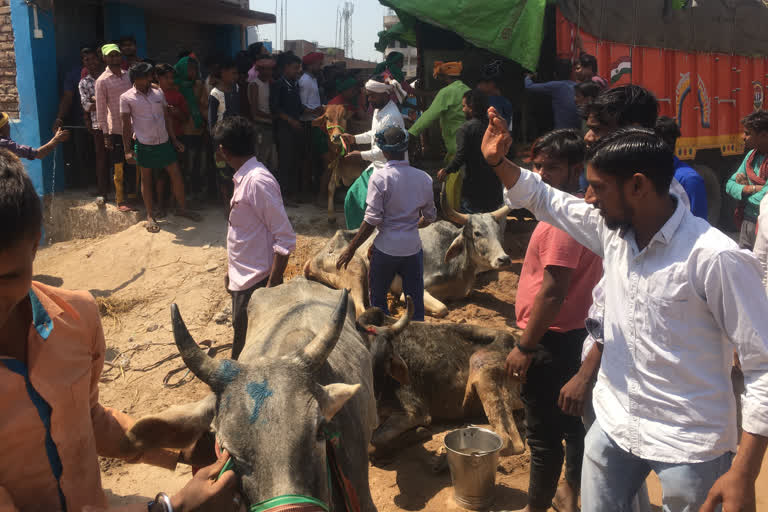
<box><xmin>521</xmin><ymin>328</ymin><xmax>587</xmax><ymax>509</ymax></box>
<box><xmin>275</xmin><ymin>119</ymin><xmax>305</xmax><ymax>197</ymax></box>
<box><xmin>230</xmin><ymin>277</ymin><xmax>268</xmax><ymax>360</ymax></box>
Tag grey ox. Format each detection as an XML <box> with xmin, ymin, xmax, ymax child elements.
<box><xmin>359</xmin><ymin>307</ymin><xmax>525</xmax><ymax>457</ymax></box>
<box><xmin>304</xmin><ymin>192</ymin><xmax>511</xmax><ymax>318</ymax></box>
<box><xmin>119</xmin><ymin>278</ymin><xmax>411</xmax><ymax>511</ymax></box>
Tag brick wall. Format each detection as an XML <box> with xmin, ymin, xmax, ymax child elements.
<box><xmin>0</xmin><ymin>0</ymin><xmax>18</xmax><ymax>118</ymax></box>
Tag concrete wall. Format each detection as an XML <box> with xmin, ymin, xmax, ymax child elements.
<box><xmin>0</xmin><ymin>0</ymin><xmax>19</xmax><ymax>117</ymax></box>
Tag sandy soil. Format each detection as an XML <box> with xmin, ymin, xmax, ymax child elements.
<box><xmin>33</xmin><ymin>203</ymin><xmax>768</xmax><ymax>511</ymax></box>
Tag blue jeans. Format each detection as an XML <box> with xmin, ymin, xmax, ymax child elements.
<box><xmin>369</xmin><ymin>247</ymin><xmax>425</xmax><ymax>321</ymax></box>
<box><xmin>581</xmin><ymin>423</ymin><xmax>733</xmax><ymax>512</ymax></box>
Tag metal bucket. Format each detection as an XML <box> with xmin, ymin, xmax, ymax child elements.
<box><xmin>444</xmin><ymin>427</ymin><xmax>503</xmax><ymax>510</ymax></box>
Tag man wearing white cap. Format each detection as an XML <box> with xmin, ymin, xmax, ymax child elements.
<box><xmin>340</xmin><ymin>75</ymin><xmax>406</xmax><ymax>229</ymax></box>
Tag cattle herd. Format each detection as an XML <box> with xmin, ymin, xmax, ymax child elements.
<box><xmin>121</xmin><ymin>201</ymin><xmax>524</xmax><ymax>510</ymax></box>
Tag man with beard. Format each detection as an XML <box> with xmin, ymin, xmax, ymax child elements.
<box><xmin>482</xmin><ymin>115</ymin><xmax>768</xmax><ymax>511</ymax></box>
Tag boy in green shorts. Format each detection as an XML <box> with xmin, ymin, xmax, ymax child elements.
<box><xmin>120</xmin><ymin>62</ymin><xmax>201</xmax><ymax>232</ymax></box>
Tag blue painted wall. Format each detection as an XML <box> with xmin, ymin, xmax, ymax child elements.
<box><xmin>215</xmin><ymin>24</ymin><xmax>242</xmax><ymax>59</ymax></box>
<box><xmin>103</xmin><ymin>2</ymin><xmax>147</xmax><ymax>58</ymax></box>
<box><xmin>9</xmin><ymin>0</ymin><xmax>59</xmax><ymax>196</ymax></box>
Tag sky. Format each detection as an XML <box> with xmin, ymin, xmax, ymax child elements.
<box><xmin>249</xmin><ymin>0</ymin><xmax>388</xmax><ymax>63</ymax></box>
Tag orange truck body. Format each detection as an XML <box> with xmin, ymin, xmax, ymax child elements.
<box><xmin>556</xmin><ymin>9</ymin><xmax>768</xmax><ymax>161</ymax></box>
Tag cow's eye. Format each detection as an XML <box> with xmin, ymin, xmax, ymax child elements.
<box><xmin>474</xmin><ymin>231</ymin><xmax>482</xmax><ymax>237</ymax></box>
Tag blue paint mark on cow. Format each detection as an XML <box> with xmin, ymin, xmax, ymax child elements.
<box><xmin>247</xmin><ymin>379</ymin><xmax>274</xmax><ymax>423</ymax></box>
<box><xmin>213</xmin><ymin>360</ymin><xmax>241</xmax><ymax>385</ymax></box>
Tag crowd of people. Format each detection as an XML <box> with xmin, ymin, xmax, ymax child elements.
<box><xmin>2</xmin><ymin>37</ymin><xmax>768</xmax><ymax>512</ymax></box>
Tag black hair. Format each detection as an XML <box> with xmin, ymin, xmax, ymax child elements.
<box><xmin>654</xmin><ymin>116</ymin><xmax>681</xmax><ymax>148</ymax></box>
<box><xmin>214</xmin><ymin>58</ymin><xmax>237</xmax><ymax>78</ymax></box>
<box><xmin>118</xmin><ymin>34</ymin><xmax>137</xmax><ymax>46</ymax></box>
<box><xmin>586</xmin><ymin>127</ymin><xmax>674</xmax><ymax>194</ymax></box>
<box><xmin>554</xmin><ymin>58</ymin><xmax>572</xmax><ymax>81</ymax></box>
<box><xmin>0</xmin><ymin>150</ymin><xmax>42</xmax><ymax>250</ymax></box>
<box><xmin>579</xmin><ymin>53</ymin><xmax>598</xmax><ymax>74</ymax></box>
<box><xmin>80</xmin><ymin>47</ymin><xmax>97</xmax><ymax>58</ymax></box>
<box><xmin>213</xmin><ymin>116</ymin><xmax>257</xmax><ymax>158</ymax></box>
<box><xmin>742</xmin><ymin>110</ymin><xmax>768</xmax><ymax>134</ymax></box>
<box><xmin>479</xmin><ymin>60</ymin><xmax>502</xmax><ymax>86</ymax></box>
<box><xmin>282</xmin><ymin>54</ymin><xmax>302</xmax><ymax>68</ymax></box>
<box><xmin>587</xmin><ymin>85</ymin><xmax>659</xmax><ymax>129</ymax></box>
<box><xmin>248</xmin><ymin>42</ymin><xmax>265</xmax><ymax>61</ymax></box>
<box><xmin>575</xmin><ymin>81</ymin><xmax>601</xmax><ymax>100</ymax></box>
<box><xmin>236</xmin><ymin>50</ymin><xmax>252</xmax><ymax>74</ymax></box>
<box><xmin>154</xmin><ymin>63</ymin><xmax>175</xmax><ymax>78</ymax></box>
<box><xmin>177</xmin><ymin>50</ymin><xmax>192</xmax><ymax>60</ymax></box>
<box><xmin>128</xmin><ymin>62</ymin><xmax>154</xmax><ymax>83</ymax></box>
<box><xmin>531</xmin><ymin>129</ymin><xmax>585</xmax><ymax>166</ymax></box>
<box><xmin>463</xmin><ymin>89</ymin><xmax>489</xmax><ymax>123</ymax></box>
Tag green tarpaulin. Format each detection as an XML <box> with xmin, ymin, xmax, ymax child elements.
<box><xmin>378</xmin><ymin>0</ymin><xmax>547</xmax><ymax>71</ymax></box>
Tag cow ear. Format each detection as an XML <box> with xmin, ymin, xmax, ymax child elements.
<box><xmin>444</xmin><ymin>233</ymin><xmax>466</xmax><ymax>263</ymax></box>
<box><xmin>120</xmin><ymin>395</ymin><xmax>215</xmax><ymax>453</ymax></box>
<box><xmin>389</xmin><ymin>352</ymin><xmax>410</xmax><ymax>385</ymax></box>
<box><xmin>311</xmin><ymin>113</ymin><xmax>327</xmax><ymax>128</ymax></box>
<box><xmin>318</xmin><ymin>383</ymin><xmax>360</xmax><ymax>421</ymax></box>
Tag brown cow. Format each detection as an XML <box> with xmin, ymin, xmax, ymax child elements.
<box><xmin>312</xmin><ymin>104</ymin><xmax>369</xmax><ymax>224</ymax></box>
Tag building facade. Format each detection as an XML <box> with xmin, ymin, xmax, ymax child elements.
<box><xmin>283</xmin><ymin>39</ymin><xmax>377</xmax><ymax>70</ymax></box>
<box><xmin>5</xmin><ymin>0</ymin><xmax>273</xmax><ymax>197</ymax></box>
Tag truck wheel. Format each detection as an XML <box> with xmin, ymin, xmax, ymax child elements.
<box><xmin>694</xmin><ymin>164</ymin><xmax>721</xmax><ymax>225</ymax></box>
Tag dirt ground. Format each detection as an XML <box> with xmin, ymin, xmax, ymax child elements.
<box><xmin>33</xmin><ymin>202</ymin><xmax>768</xmax><ymax>511</ymax></box>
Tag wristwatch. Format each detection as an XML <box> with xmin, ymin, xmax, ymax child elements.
<box><xmin>147</xmin><ymin>492</ymin><xmax>174</xmax><ymax>512</ymax></box>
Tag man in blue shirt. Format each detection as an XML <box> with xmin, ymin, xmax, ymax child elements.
<box><xmin>478</xmin><ymin>60</ymin><xmax>514</xmax><ymax>132</ymax></box>
<box><xmin>524</xmin><ymin>60</ymin><xmax>581</xmax><ymax>130</ymax></box>
<box><xmin>655</xmin><ymin>116</ymin><xmax>709</xmax><ymax>220</ymax></box>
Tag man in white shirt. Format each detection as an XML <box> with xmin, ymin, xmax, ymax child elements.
<box><xmin>340</xmin><ymin>77</ymin><xmax>406</xmax><ymax>229</ymax></box>
<box><xmin>482</xmin><ymin>118</ymin><xmax>768</xmax><ymax>511</ymax></box>
<box><xmin>755</xmin><ymin>194</ymin><xmax>768</xmax><ymax>294</ymax></box>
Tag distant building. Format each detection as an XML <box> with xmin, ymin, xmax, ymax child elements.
<box><xmin>283</xmin><ymin>40</ymin><xmax>377</xmax><ymax>71</ymax></box>
<box><xmin>383</xmin><ymin>9</ymin><xmax>417</xmax><ymax>78</ymax></box>
<box><xmin>3</xmin><ymin>0</ymin><xmax>274</xmax><ymax>196</ymax></box>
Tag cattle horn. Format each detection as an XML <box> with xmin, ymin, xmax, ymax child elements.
<box><xmin>301</xmin><ymin>289</ymin><xmax>349</xmax><ymax>371</ymax></box>
<box><xmin>390</xmin><ymin>296</ymin><xmax>414</xmax><ymax>336</ymax></box>
<box><xmin>441</xmin><ymin>184</ymin><xmax>468</xmax><ymax>226</ymax></box>
<box><xmin>490</xmin><ymin>204</ymin><xmax>511</xmax><ymax>222</ymax></box>
<box><xmin>171</xmin><ymin>304</ymin><xmax>234</xmax><ymax>393</ymax></box>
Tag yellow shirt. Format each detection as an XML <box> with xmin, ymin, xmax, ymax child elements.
<box><xmin>0</xmin><ymin>282</ymin><xmax>178</xmax><ymax>511</ymax></box>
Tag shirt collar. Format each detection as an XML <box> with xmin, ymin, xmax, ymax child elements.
<box><xmin>233</xmin><ymin>157</ymin><xmax>261</xmax><ymax>184</ymax></box>
<box><xmin>624</xmin><ymin>195</ymin><xmax>686</xmax><ymax>250</ymax></box>
<box><xmin>385</xmin><ymin>159</ymin><xmax>409</xmax><ymax>167</ymax></box>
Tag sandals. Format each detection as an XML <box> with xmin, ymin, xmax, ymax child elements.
<box><xmin>146</xmin><ymin>219</ymin><xmax>161</xmax><ymax>233</ymax></box>
<box><xmin>118</xmin><ymin>204</ymin><xmax>138</xmax><ymax>212</ymax></box>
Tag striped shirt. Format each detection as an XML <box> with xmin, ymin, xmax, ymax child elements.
<box><xmin>95</xmin><ymin>67</ymin><xmax>132</xmax><ymax>135</ymax></box>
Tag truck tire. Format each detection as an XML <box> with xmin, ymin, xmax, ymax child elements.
<box><xmin>694</xmin><ymin>164</ymin><xmax>721</xmax><ymax>225</ymax></box>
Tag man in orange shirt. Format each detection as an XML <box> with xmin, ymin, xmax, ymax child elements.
<box><xmin>0</xmin><ymin>148</ymin><xmax>238</xmax><ymax>511</ymax></box>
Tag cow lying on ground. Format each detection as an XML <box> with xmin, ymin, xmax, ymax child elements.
<box><xmin>313</xmin><ymin>104</ymin><xmax>368</xmax><ymax>224</ymax></box>
<box><xmin>304</xmin><ymin>191</ymin><xmax>512</xmax><ymax>317</ymax></box>
<box><xmin>359</xmin><ymin>307</ymin><xmax>525</xmax><ymax>456</ymax></box>
<box><xmin>119</xmin><ymin>278</ymin><xmax>412</xmax><ymax>511</ymax></box>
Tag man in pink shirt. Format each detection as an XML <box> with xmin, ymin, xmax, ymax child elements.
<box><xmin>213</xmin><ymin>116</ymin><xmax>296</xmax><ymax>359</ymax></box>
<box><xmin>95</xmin><ymin>43</ymin><xmax>136</xmax><ymax>212</ymax></box>
<box><xmin>505</xmin><ymin>129</ymin><xmax>602</xmax><ymax>512</ymax></box>
<box><xmin>120</xmin><ymin>62</ymin><xmax>200</xmax><ymax>232</ymax></box>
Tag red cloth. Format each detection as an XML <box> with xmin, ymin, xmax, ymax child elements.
<box><xmin>328</xmin><ymin>94</ymin><xmax>359</xmax><ymax>113</ymax></box>
<box><xmin>746</xmin><ymin>150</ymin><xmax>768</xmax><ymax>186</ymax></box>
<box><xmin>302</xmin><ymin>52</ymin><xmax>324</xmax><ymax>66</ymax></box>
<box><xmin>162</xmin><ymin>87</ymin><xmax>189</xmax><ymax>137</ymax></box>
<box><xmin>515</xmin><ymin>221</ymin><xmax>603</xmax><ymax>332</ymax></box>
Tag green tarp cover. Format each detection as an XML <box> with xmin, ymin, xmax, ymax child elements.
<box><xmin>379</xmin><ymin>0</ymin><xmax>547</xmax><ymax>71</ymax></box>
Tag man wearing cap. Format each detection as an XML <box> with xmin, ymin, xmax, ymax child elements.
<box><xmin>0</xmin><ymin>112</ymin><xmax>69</xmax><ymax>162</ymax></box>
<box><xmin>408</xmin><ymin>61</ymin><xmax>470</xmax><ymax>209</ymax></box>
<box><xmin>95</xmin><ymin>43</ymin><xmax>136</xmax><ymax>212</ymax></box>
<box><xmin>337</xmin><ymin>125</ymin><xmax>436</xmax><ymax>321</ymax></box>
<box><xmin>248</xmin><ymin>56</ymin><xmax>277</xmax><ymax>172</ymax></box>
<box><xmin>340</xmin><ymin>76</ymin><xmax>407</xmax><ymax>229</ymax></box>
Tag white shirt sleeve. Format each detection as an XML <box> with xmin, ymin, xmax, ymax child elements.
<box><xmin>754</xmin><ymin>193</ymin><xmax>768</xmax><ymax>294</ymax></box>
<box><xmin>503</xmin><ymin>169</ymin><xmax>605</xmax><ymax>257</ymax></box>
<box><xmin>703</xmin><ymin>249</ymin><xmax>768</xmax><ymax>438</ymax></box>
